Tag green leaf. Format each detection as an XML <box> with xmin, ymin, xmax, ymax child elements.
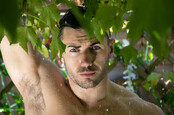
<box><xmin>147</xmin><ymin>51</ymin><xmax>153</xmax><ymax>61</ymax></box>
<box><xmin>0</xmin><ymin>0</ymin><xmax>19</xmax><ymax>40</ymax></box>
<box><xmin>147</xmin><ymin>72</ymin><xmax>161</xmax><ymax>88</ymax></box>
<box><xmin>143</xmin><ymin>82</ymin><xmax>151</xmax><ymax>91</ymax></box>
<box><xmin>15</xmin><ymin>26</ymin><xmax>38</xmax><ymax>52</ymax></box>
<box><xmin>50</xmin><ymin>27</ymin><xmax>66</xmax><ymax>59</ymax></box>
<box><xmin>28</xmin><ymin>0</ymin><xmax>44</xmax><ymax>13</ymax></box>
<box><xmin>92</xmin><ymin>21</ymin><xmax>105</xmax><ymax>44</ymax></box>
<box><xmin>37</xmin><ymin>44</ymin><xmax>49</xmax><ymax>58</ymax></box>
<box><xmin>40</xmin><ymin>4</ymin><xmax>60</xmax><ymax>27</ymax></box>
<box><xmin>42</xmin><ymin>27</ymin><xmax>50</xmax><ymax>41</ymax></box>
<box><xmin>165</xmin><ymin>72</ymin><xmax>174</xmax><ymax>82</ymax></box>
<box><xmin>0</xmin><ymin>24</ymin><xmax>4</xmax><ymax>41</ymax></box>
<box><xmin>127</xmin><ymin>0</ymin><xmax>174</xmax><ymax>58</ymax></box>
<box><xmin>84</xmin><ymin>0</ymin><xmax>99</xmax><ymax>21</ymax></box>
<box><xmin>119</xmin><ymin>45</ymin><xmax>138</xmax><ymax>66</ymax></box>
<box><xmin>95</xmin><ymin>5</ymin><xmax>118</xmax><ymax>31</ymax></box>
<box><xmin>149</xmin><ymin>31</ymin><xmax>169</xmax><ymax>59</ymax></box>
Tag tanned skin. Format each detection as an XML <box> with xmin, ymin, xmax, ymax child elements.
<box><xmin>0</xmin><ymin>27</ymin><xmax>164</xmax><ymax>115</ymax></box>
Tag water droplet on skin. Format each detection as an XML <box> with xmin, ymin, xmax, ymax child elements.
<box><xmin>98</xmin><ymin>105</ymin><xmax>101</xmax><ymax>108</ymax></box>
<box><xmin>60</xmin><ymin>84</ymin><xmax>63</xmax><ymax>87</ymax></box>
<box><xmin>128</xmin><ymin>102</ymin><xmax>131</xmax><ymax>105</ymax></box>
<box><xmin>129</xmin><ymin>111</ymin><xmax>131</xmax><ymax>115</ymax></box>
<box><xmin>106</xmin><ymin>108</ymin><xmax>109</xmax><ymax>112</ymax></box>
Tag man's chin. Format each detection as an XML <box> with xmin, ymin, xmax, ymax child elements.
<box><xmin>75</xmin><ymin>77</ymin><xmax>102</xmax><ymax>89</ymax></box>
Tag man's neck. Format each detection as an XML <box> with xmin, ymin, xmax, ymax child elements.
<box><xmin>68</xmin><ymin>77</ymin><xmax>111</xmax><ymax>108</ymax></box>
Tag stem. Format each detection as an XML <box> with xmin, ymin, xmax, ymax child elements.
<box><xmin>144</xmin><ymin>41</ymin><xmax>149</xmax><ymax>61</ymax></box>
<box><xmin>27</xmin><ymin>14</ymin><xmax>48</xmax><ymax>26</ymax></box>
<box><xmin>0</xmin><ymin>71</ymin><xmax>5</xmax><ymax>88</ymax></box>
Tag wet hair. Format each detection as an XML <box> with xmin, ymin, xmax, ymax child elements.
<box><xmin>58</xmin><ymin>6</ymin><xmax>110</xmax><ymax>43</ymax></box>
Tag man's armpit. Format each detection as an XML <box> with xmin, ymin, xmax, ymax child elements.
<box><xmin>19</xmin><ymin>76</ymin><xmax>46</xmax><ymax>112</ymax></box>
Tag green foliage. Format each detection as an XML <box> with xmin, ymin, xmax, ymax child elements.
<box><xmin>0</xmin><ymin>0</ymin><xmax>18</xmax><ymax>40</ymax></box>
<box><xmin>0</xmin><ymin>0</ymin><xmax>172</xmax><ymax>60</ymax></box>
<box><xmin>119</xmin><ymin>45</ymin><xmax>138</xmax><ymax>65</ymax></box>
<box><xmin>126</xmin><ymin>0</ymin><xmax>174</xmax><ymax>59</ymax></box>
<box><xmin>165</xmin><ymin>72</ymin><xmax>174</xmax><ymax>83</ymax></box>
<box><xmin>164</xmin><ymin>89</ymin><xmax>174</xmax><ymax>108</ymax></box>
<box><xmin>147</xmin><ymin>72</ymin><xmax>161</xmax><ymax>88</ymax></box>
<box><xmin>50</xmin><ymin>27</ymin><xmax>66</xmax><ymax>59</ymax></box>
<box><xmin>143</xmin><ymin>82</ymin><xmax>151</xmax><ymax>91</ymax></box>
<box><xmin>15</xmin><ymin>26</ymin><xmax>38</xmax><ymax>52</ymax></box>
<box><xmin>40</xmin><ymin>4</ymin><xmax>60</xmax><ymax>28</ymax></box>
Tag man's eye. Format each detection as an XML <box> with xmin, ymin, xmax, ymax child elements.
<box><xmin>70</xmin><ymin>48</ymin><xmax>78</xmax><ymax>52</ymax></box>
<box><xmin>92</xmin><ymin>46</ymin><xmax>101</xmax><ymax>50</ymax></box>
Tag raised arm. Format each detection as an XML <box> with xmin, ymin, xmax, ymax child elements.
<box><xmin>0</xmin><ymin>36</ymin><xmax>65</xmax><ymax>97</ymax></box>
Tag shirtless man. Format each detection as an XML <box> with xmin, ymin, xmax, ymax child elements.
<box><xmin>0</xmin><ymin>7</ymin><xmax>164</xmax><ymax>115</ymax></box>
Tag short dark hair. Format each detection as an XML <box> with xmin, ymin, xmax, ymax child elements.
<box><xmin>59</xmin><ymin>6</ymin><xmax>86</xmax><ymax>39</ymax></box>
<box><xmin>58</xmin><ymin>6</ymin><xmax>110</xmax><ymax>42</ymax></box>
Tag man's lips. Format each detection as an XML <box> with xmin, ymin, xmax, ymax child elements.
<box><xmin>79</xmin><ymin>71</ymin><xmax>96</xmax><ymax>77</ymax></box>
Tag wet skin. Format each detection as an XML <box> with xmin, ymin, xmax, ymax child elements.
<box><xmin>0</xmin><ymin>27</ymin><xmax>164</xmax><ymax>115</ymax></box>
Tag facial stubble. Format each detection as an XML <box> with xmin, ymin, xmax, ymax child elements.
<box><xmin>64</xmin><ymin>58</ymin><xmax>109</xmax><ymax>89</ymax></box>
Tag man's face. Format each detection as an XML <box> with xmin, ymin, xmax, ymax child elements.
<box><xmin>62</xmin><ymin>27</ymin><xmax>113</xmax><ymax>89</ymax></box>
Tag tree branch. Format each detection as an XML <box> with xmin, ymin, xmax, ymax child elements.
<box><xmin>0</xmin><ymin>81</ymin><xmax>14</xmax><ymax>100</ymax></box>
<box><xmin>147</xmin><ymin>58</ymin><xmax>162</xmax><ymax>73</ymax></box>
<box><xmin>108</xmin><ymin>58</ymin><xmax>119</xmax><ymax>72</ymax></box>
<box><xmin>168</xmin><ymin>53</ymin><xmax>174</xmax><ymax>64</ymax></box>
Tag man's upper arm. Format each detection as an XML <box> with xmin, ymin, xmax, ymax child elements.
<box><xmin>150</xmin><ymin>103</ymin><xmax>165</xmax><ymax>115</ymax></box>
<box><xmin>0</xmin><ymin>36</ymin><xmax>43</xmax><ymax>95</ymax></box>
<box><xmin>142</xmin><ymin>101</ymin><xmax>165</xmax><ymax>115</ymax></box>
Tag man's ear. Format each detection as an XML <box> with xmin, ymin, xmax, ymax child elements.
<box><xmin>108</xmin><ymin>39</ymin><xmax>115</xmax><ymax>59</ymax></box>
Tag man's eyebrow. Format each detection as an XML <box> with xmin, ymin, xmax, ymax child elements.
<box><xmin>90</xmin><ymin>42</ymin><xmax>101</xmax><ymax>46</ymax></box>
<box><xmin>67</xmin><ymin>45</ymin><xmax>81</xmax><ymax>48</ymax></box>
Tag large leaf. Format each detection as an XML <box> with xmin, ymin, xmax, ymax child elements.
<box><xmin>147</xmin><ymin>72</ymin><xmax>161</xmax><ymax>88</ymax></box>
<box><xmin>0</xmin><ymin>0</ymin><xmax>18</xmax><ymax>40</ymax></box>
<box><xmin>37</xmin><ymin>44</ymin><xmax>49</xmax><ymax>58</ymax></box>
<box><xmin>92</xmin><ymin>20</ymin><xmax>105</xmax><ymax>44</ymax></box>
<box><xmin>28</xmin><ymin>0</ymin><xmax>44</xmax><ymax>13</ymax></box>
<box><xmin>50</xmin><ymin>27</ymin><xmax>66</xmax><ymax>59</ymax></box>
<box><xmin>40</xmin><ymin>4</ymin><xmax>60</xmax><ymax>28</ymax></box>
<box><xmin>93</xmin><ymin>4</ymin><xmax>125</xmax><ymax>43</ymax></box>
<box><xmin>84</xmin><ymin>0</ymin><xmax>99</xmax><ymax>21</ymax></box>
<box><xmin>127</xmin><ymin>0</ymin><xmax>174</xmax><ymax>59</ymax></box>
<box><xmin>15</xmin><ymin>26</ymin><xmax>38</xmax><ymax>52</ymax></box>
<box><xmin>119</xmin><ymin>45</ymin><xmax>138</xmax><ymax>66</ymax></box>
<box><xmin>95</xmin><ymin>5</ymin><xmax>118</xmax><ymax>31</ymax></box>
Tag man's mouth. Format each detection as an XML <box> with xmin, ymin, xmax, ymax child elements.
<box><xmin>79</xmin><ymin>71</ymin><xmax>96</xmax><ymax>78</ymax></box>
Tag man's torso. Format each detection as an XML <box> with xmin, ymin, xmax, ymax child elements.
<box><xmin>22</xmin><ymin>75</ymin><xmax>160</xmax><ymax>115</ymax></box>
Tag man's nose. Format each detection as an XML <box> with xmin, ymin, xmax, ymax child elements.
<box><xmin>80</xmin><ymin>49</ymin><xmax>96</xmax><ymax>67</ymax></box>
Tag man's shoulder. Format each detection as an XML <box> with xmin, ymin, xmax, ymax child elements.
<box><xmin>110</xmin><ymin>82</ymin><xmax>138</xmax><ymax>98</ymax></box>
<box><xmin>110</xmin><ymin>82</ymin><xmax>164</xmax><ymax>115</ymax></box>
